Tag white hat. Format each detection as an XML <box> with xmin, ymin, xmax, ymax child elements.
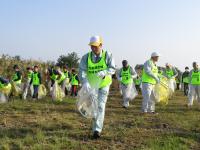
<box><xmin>151</xmin><ymin>52</ymin><xmax>161</xmax><ymax>57</ymax></box>
<box><xmin>88</xmin><ymin>36</ymin><xmax>103</xmax><ymax>46</ymax></box>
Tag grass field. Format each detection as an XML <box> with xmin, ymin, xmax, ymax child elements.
<box><xmin>0</xmin><ymin>89</ymin><xmax>199</xmax><ymax>150</ymax></box>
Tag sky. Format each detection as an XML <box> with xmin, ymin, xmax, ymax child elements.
<box><xmin>0</xmin><ymin>0</ymin><xmax>200</xmax><ymax>70</ymax></box>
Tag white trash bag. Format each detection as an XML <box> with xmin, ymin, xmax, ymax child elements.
<box><xmin>0</xmin><ymin>93</ymin><xmax>7</xmax><ymax>103</ymax></box>
<box><xmin>168</xmin><ymin>79</ymin><xmax>176</xmax><ymax>93</ymax></box>
<box><xmin>76</xmin><ymin>86</ymin><xmax>98</xmax><ymax>119</ymax></box>
<box><xmin>125</xmin><ymin>83</ymin><xmax>138</xmax><ymax>101</ymax></box>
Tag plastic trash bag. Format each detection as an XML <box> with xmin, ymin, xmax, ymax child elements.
<box><xmin>52</xmin><ymin>82</ymin><xmax>65</xmax><ymax>101</ymax></box>
<box><xmin>168</xmin><ymin>79</ymin><xmax>176</xmax><ymax>94</ymax></box>
<box><xmin>0</xmin><ymin>83</ymin><xmax>12</xmax><ymax>96</ymax></box>
<box><xmin>11</xmin><ymin>82</ymin><xmax>23</xmax><ymax>96</ymax></box>
<box><xmin>76</xmin><ymin>86</ymin><xmax>98</xmax><ymax>119</ymax></box>
<box><xmin>121</xmin><ymin>83</ymin><xmax>138</xmax><ymax>101</ymax></box>
<box><xmin>38</xmin><ymin>84</ymin><xmax>47</xmax><ymax>99</ymax></box>
<box><xmin>0</xmin><ymin>93</ymin><xmax>7</xmax><ymax>103</ymax></box>
<box><xmin>153</xmin><ymin>77</ymin><xmax>170</xmax><ymax>105</ymax></box>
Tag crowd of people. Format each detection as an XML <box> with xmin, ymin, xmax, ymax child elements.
<box><xmin>0</xmin><ymin>35</ymin><xmax>199</xmax><ymax>139</ymax></box>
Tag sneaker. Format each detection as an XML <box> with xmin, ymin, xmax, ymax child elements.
<box><xmin>93</xmin><ymin>131</ymin><xmax>100</xmax><ymax>140</ymax></box>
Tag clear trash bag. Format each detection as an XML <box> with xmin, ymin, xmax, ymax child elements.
<box><xmin>153</xmin><ymin>77</ymin><xmax>170</xmax><ymax>105</ymax></box>
<box><xmin>52</xmin><ymin>82</ymin><xmax>65</xmax><ymax>101</ymax></box>
<box><xmin>38</xmin><ymin>84</ymin><xmax>47</xmax><ymax>99</ymax></box>
<box><xmin>76</xmin><ymin>86</ymin><xmax>98</xmax><ymax>119</ymax></box>
<box><xmin>0</xmin><ymin>93</ymin><xmax>7</xmax><ymax>103</ymax></box>
<box><xmin>22</xmin><ymin>80</ymin><xmax>34</xmax><ymax>100</ymax></box>
<box><xmin>121</xmin><ymin>83</ymin><xmax>138</xmax><ymax>101</ymax></box>
<box><xmin>11</xmin><ymin>82</ymin><xmax>23</xmax><ymax>96</ymax></box>
<box><xmin>168</xmin><ymin>79</ymin><xmax>176</xmax><ymax>94</ymax></box>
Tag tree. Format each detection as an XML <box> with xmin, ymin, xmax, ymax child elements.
<box><xmin>57</xmin><ymin>52</ymin><xmax>80</xmax><ymax>68</ymax></box>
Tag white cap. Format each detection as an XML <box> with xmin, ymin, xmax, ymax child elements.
<box><xmin>89</xmin><ymin>36</ymin><xmax>103</xmax><ymax>46</ymax></box>
<box><xmin>151</xmin><ymin>52</ymin><xmax>161</xmax><ymax>57</ymax></box>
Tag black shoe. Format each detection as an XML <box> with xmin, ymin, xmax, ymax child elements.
<box><xmin>93</xmin><ymin>131</ymin><xmax>100</xmax><ymax>139</ymax></box>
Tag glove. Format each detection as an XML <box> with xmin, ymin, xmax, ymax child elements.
<box><xmin>96</xmin><ymin>71</ymin><xmax>106</xmax><ymax>79</ymax></box>
<box><xmin>83</xmin><ymin>82</ymin><xmax>91</xmax><ymax>92</ymax></box>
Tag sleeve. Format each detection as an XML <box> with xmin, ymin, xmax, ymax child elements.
<box><xmin>189</xmin><ymin>70</ymin><xmax>193</xmax><ymax>84</ymax></box>
<box><xmin>0</xmin><ymin>77</ymin><xmax>9</xmax><ymax>84</ymax></box>
<box><xmin>130</xmin><ymin>66</ymin><xmax>137</xmax><ymax>79</ymax></box>
<box><xmin>75</xmin><ymin>75</ymin><xmax>79</xmax><ymax>83</ymax></box>
<box><xmin>78</xmin><ymin>53</ymin><xmax>89</xmax><ymax>84</ymax></box>
<box><xmin>117</xmin><ymin>68</ymin><xmax>122</xmax><ymax>80</ymax></box>
<box><xmin>38</xmin><ymin>73</ymin><xmax>42</xmax><ymax>84</ymax></box>
<box><xmin>172</xmin><ymin>68</ymin><xmax>178</xmax><ymax>78</ymax></box>
<box><xmin>30</xmin><ymin>74</ymin><xmax>33</xmax><ymax>84</ymax></box>
<box><xmin>105</xmin><ymin>51</ymin><xmax>116</xmax><ymax>76</ymax></box>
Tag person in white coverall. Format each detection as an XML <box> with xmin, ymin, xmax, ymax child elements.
<box><xmin>188</xmin><ymin>62</ymin><xmax>200</xmax><ymax>107</ymax></box>
<box><xmin>118</xmin><ymin>60</ymin><xmax>137</xmax><ymax>108</ymax></box>
<box><xmin>141</xmin><ymin>52</ymin><xmax>160</xmax><ymax>113</ymax></box>
<box><xmin>79</xmin><ymin>36</ymin><xmax>116</xmax><ymax>139</ymax></box>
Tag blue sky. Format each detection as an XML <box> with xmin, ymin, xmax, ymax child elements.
<box><xmin>0</xmin><ymin>0</ymin><xmax>200</xmax><ymax>70</ymax></box>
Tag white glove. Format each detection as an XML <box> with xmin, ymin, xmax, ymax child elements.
<box><xmin>83</xmin><ymin>82</ymin><xmax>91</xmax><ymax>92</ymax></box>
<box><xmin>96</xmin><ymin>71</ymin><xmax>106</xmax><ymax>79</ymax></box>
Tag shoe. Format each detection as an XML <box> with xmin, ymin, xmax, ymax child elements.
<box><xmin>123</xmin><ymin>106</ymin><xmax>128</xmax><ymax>109</ymax></box>
<box><xmin>150</xmin><ymin>112</ymin><xmax>159</xmax><ymax>115</ymax></box>
<box><xmin>93</xmin><ymin>131</ymin><xmax>100</xmax><ymax>139</ymax></box>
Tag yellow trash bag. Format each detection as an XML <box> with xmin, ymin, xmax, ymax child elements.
<box><xmin>52</xmin><ymin>82</ymin><xmax>65</xmax><ymax>101</ymax></box>
<box><xmin>0</xmin><ymin>83</ymin><xmax>12</xmax><ymax>96</ymax></box>
<box><xmin>11</xmin><ymin>82</ymin><xmax>23</xmax><ymax>96</ymax></box>
<box><xmin>38</xmin><ymin>84</ymin><xmax>47</xmax><ymax>99</ymax></box>
<box><xmin>153</xmin><ymin>77</ymin><xmax>170</xmax><ymax>105</ymax></box>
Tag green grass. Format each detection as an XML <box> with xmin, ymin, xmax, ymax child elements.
<box><xmin>0</xmin><ymin>90</ymin><xmax>199</xmax><ymax>150</ymax></box>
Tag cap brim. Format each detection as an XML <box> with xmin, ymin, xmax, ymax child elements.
<box><xmin>88</xmin><ymin>42</ymin><xmax>101</xmax><ymax>47</ymax></box>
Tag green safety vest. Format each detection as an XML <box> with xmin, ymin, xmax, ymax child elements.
<box><xmin>121</xmin><ymin>66</ymin><xmax>133</xmax><ymax>85</ymax></box>
<box><xmin>32</xmin><ymin>73</ymin><xmax>40</xmax><ymax>85</ymax></box>
<box><xmin>50</xmin><ymin>71</ymin><xmax>58</xmax><ymax>81</ymax></box>
<box><xmin>87</xmin><ymin>51</ymin><xmax>112</xmax><ymax>88</ymax></box>
<box><xmin>0</xmin><ymin>81</ymin><xmax>5</xmax><ymax>88</ymax></box>
<box><xmin>57</xmin><ymin>72</ymin><xmax>66</xmax><ymax>84</ymax></box>
<box><xmin>183</xmin><ymin>76</ymin><xmax>189</xmax><ymax>83</ymax></box>
<box><xmin>191</xmin><ymin>70</ymin><xmax>200</xmax><ymax>85</ymax></box>
<box><xmin>134</xmin><ymin>78</ymin><xmax>141</xmax><ymax>85</ymax></box>
<box><xmin>176</xmin><ymin>78</ymin><xmax>180</xmax><ymax>83</ymax></box>
<box><xmin>71</xmin><ymin>74</ymin><xmax>79</xmax><ymax>85</ymax></box>
<box><xmin>12</xmin><ymin>72</ymin><xmax>22</xmax><ymax>84</ymax></box>
<box><xmin>142</xmin><ymin>60</ymin><xmax>158</xmax><ymax>85</ymax></box>
<box><xmin>64</xmin><ymin>71</ymin><xmax>69</xmax><ymax>78</ymax></box>
<box><xmin>27</xmin><ymin>72</ymin><xmax>33</xmax><ymax>80</ymax></box>
<box><xmin>165</xmin><ymin>69</ymin><xmax>174</xmax><ymax>78</ymax></box>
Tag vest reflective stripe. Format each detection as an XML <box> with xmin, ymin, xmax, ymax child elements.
<box><xmin>165</xmin><ymin>69</ymin><xmax>174</xmax><ymax>78</ymax></box>
<box><xmin>142</xmin><ymin>60</ymin><xmax>158</xmax><ymax>85</ymax></box>
<box><xmin>12</xmin><ymin>73</ymin><xmax>22</xmax><ymax>84</ymax></box>
<box><xmin>71</xmin><ymin>74</ymin><xmax>79</xmax><ymax>85</ymax></box>
<box><xmin>191</xmin><ymin>71</ymin><xmax>200</xmax><ymax>85</ymax></box>
<box><xmin>183</xmin><ymin>77</ymin><xmax>189</xmax><ymax>83</ymax></box>
<box><xmin>87</xmin><ymin>51</ymin><xmax>112</xmax><ymax>88</ymax></box>
<box><xmin>57</xmin><ymin>72</ymin><xmax>66</xmax><ymax>84</ymax></box>
<box><xmin>121</xmin><ymin>66</ymin><xmax>133</xmax><ymax>85</ymax></box>
<box><xmin>32</xmin><ymin>73</ymin><xmax>40</xmax><ymax>85</ymax></box>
